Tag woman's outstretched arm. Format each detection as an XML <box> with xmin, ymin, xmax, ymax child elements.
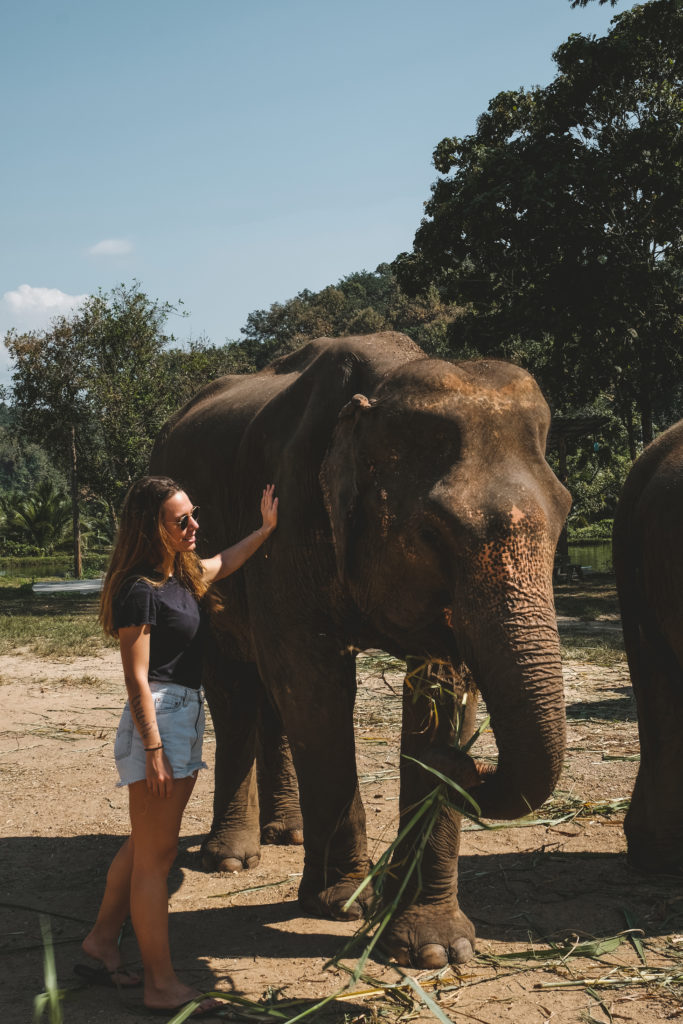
<box><xmin>201</xmin><ymin>484</ymin><xmax>278</xmax><ymax>585</ymax></box>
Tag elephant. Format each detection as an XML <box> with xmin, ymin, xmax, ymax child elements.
<box><xmin>613</xmin><ymin>418</ymin><xmax>683</xmax><ymax>875</ymax></box>
<box><xmin>150</xmin><ymin>331</ymin><xmax>571</xmax><ymax>968</ymax></box>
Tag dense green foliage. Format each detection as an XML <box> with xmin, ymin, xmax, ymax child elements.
<box><xmin>10</xmin><ymin>480</ymin><xmax>72</xmax><ymax>553</ymax></box>
<box><xmin>0</xmin><ymin>404</ymin><xmax>65</xmax><ymax>496</ymax></box>
<box><xmin>568</xmin><ymin>518</ymin><xmax>615</xmax><ymax>541</ymax></box>
<box><xmin>3</xmin><ymin>285</ymin><xmax>250</xmax><ymax>569</ymax></box>
<box><xmin>239</xmin><ymin>264</ymin><xmax>466</xmax><ymax>367</ymax></box>
<box><xmin>4</xmin><ymin>285</ymin><xmax>247</xmax><ymax>527</ymax></box>
<box><xmin>394</xmin><ymin>0</ymin><xmax>683</xmax><ymax>450</ymax></box>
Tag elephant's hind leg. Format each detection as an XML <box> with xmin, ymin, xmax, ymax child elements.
<box><xmin>260</xmin><ymin>640</ymin><xmax>372</xmax><ymax>921</ymax></box>
<box><xmin>257</xmin><ymin>696</ymin><xmax>304</xmax><ymax>846</ymax></box>
<box><xmin>201</xmin><ymin>658</ymin><xmax>262</xmax><ymax>873</ymax></box>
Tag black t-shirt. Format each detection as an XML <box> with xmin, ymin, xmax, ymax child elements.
<box><xmin>112</xmin><ymin>574</ymin><xmax>204</xmax><ymax>690</ymax></box>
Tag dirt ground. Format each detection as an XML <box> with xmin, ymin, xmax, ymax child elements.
<box><xmin>2</xmin><ymin>615</ymin><xmax>683</xmax><ymax>1024</ymax></box>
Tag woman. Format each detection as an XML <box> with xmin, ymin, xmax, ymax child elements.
<box><xmin>78</xmin><ymin>475</ymin><xmax>277</xmax><ymax>1017</ymax></box>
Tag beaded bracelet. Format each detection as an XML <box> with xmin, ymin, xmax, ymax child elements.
<box><xmin>144</xmin><ymin>744</ymin><xmax>164</xmax><ymax>752</ymax></box>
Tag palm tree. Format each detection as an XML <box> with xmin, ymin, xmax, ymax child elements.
<box><xmin>12</xmin><ymin>481</ymin><xmax>72</xmax><ymax>553</ymax></box>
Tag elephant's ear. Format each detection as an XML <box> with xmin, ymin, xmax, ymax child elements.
<box><xmin>320</xmin><ymin>394</ymin><xmax>373</xmax><ymax>581</ymax></box>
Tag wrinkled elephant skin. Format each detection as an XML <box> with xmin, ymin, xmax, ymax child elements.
<box><xmin>614</xmin><ymin>419</ymin><xmax>683</xmax><ymax>875</ymax></box>
<box><xmin>151</xmin><ymin>332</ymin><xmax>571</xmax><ymax>967</ymax></box>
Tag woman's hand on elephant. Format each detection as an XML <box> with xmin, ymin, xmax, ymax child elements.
<box><xmin>146</xmin><ymin>748</ymin><xmax>174</xmax><ymax>798</ymax></box>
<box><xmin>201</xmin><ymin>485</ymin><xmax>278</xmax><ymax>582</ymax></box>
<box><xmin>260</xmin><ymin>484</ymin><xmax>278</xmax><ymax>536</ymax></box>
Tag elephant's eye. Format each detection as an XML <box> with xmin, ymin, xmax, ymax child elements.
<box><xmin>417</xmin><ymin>526</ymin><xmax>441</xmax><ymax>550</ymax></box>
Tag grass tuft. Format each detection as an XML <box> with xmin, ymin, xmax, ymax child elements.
<box><xmin>560</xmin><ymin>634</ymin><xmax>626</xmax><ymax>668</ymax></box>
<box><xmin>33</xmin><ymin>917</ymin><xmax>64</xmax><ymax>1024</ymax></box>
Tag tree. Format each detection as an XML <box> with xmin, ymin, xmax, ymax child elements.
<box><xmin>394</xmin><ymin>0</ymin><xmax>683</xmax><ymax>447</ymax></box>
<box><xmin>0</xmin><ymin>404</ymin><xmax>65</xmax><ymax>496</ymax></box>
<box><xmin>12</xmin><ymin>480</ymin><xmax>72</xmax><ymax>553</ymax></box>
<box><xmin>5</xmin><ymin>316</ymin><xmax>92</xmax><ymax>575</ymax></box>
<box><xmin>68</xmin><ymin>283</ymin><xmax>186</xmax><ymax>525</ymax></box>
<box><xmin>158</xmin><ymin>336</ymin><xmax>257</xmax><ymax>401</ymax></box>
<box><xmin>5</xmin><ymin>284</ymin><xmax>253</xmax><ymax>574</ymax></box>
<box><xmin>239</xmin><ymin>263</ymin><xmax>465</xmax><ymax>367</ymax></box>
<box><xmin>6</xmin><ymin>285</ymin><xmax>178</xmax><ymax>575</ymax></box>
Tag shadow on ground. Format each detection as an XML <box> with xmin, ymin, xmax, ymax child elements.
<box><xmin>4</xmin><ymin>833</ymin><xmax>683</xmax><ymax>958</ymax></box>
<box><xmin>566</xmin><ymin>686</ymin><xmax>637</xmax><ymax>722</ymax></box>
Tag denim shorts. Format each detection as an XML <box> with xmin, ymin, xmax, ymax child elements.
<box><xmin>114</xmin><ymin>683</ymin><xmax>208</xmax><ymax>787</ymax></box>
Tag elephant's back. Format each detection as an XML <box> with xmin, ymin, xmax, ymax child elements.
<box><xmin>151</xmin><ymin>332</ymin><xmax>421</xmax><ymax>479</ymax></box>
<box><xmin>615</xmin><ymin>419</ymin><xmax>683</xmax><ymax>541</ymax></box>
<box><xmin>614</xmin><ymin>419</ymin><xmax>683</xmax><ymax>649</ymax></box>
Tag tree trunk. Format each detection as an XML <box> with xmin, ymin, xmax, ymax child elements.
<box><xmin>624</xmin><ymin>403</ymin><xmax>638</xmax><ymax>461</ymax></box>
<box><xmin>556</xmin><ymin>435</ymin><xmax>569</xmax><ymax>561</ymax></box>
<box><xmin>70</xmin><ymin>425</ymin><xmax>82</xmax><ymax>579</ymax></box>
<box><xmin>106</xmin><ymin>499</ymin><xmax>118</xmax><ymax>539</ymax></box>
<box><xmin>640</xmin><ymin>395</ymin><xmax>653</xmax><ymax>447</ymax></box>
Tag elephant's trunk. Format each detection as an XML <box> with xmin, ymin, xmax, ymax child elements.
<box><xmin>446</xmin><ymin>519</ymin><xmax>566</xmax><ymax>821</ymax></box>
<box><xmin>460</xmin><ymin>610</ymin><xmax>565</xmax><ymax>820</ymax></box>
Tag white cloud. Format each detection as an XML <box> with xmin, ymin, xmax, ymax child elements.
<box><xmin>0</xmin><ymin>285</ymin><xmax>89</xmax><ymax>388</ymax></box>
<box><xmin>88</xmin><ymin>238</ymin><xmax>133</xmax><ymax>256</ymax></box>
<box><xmin>3</xmin><ymin>284</ymin><xmax>88</xmax><ymax>316</ymax></box>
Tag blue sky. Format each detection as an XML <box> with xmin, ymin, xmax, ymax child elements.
<box><xmin>1</xmin><ymin>0</ymin><xmax>636</xmax><ymax>385</ymax></box>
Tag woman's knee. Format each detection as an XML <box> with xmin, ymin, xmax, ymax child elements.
<box><xmin>133</xmin><ymin>840</ymin><xmax>178</xmax><ymax>877</ymax></box>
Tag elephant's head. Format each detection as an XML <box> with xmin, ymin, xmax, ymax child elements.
<box><xmin>320</xmin><ymin>357</ymin><xmax>571</xmax><ymax>820</ymax></box>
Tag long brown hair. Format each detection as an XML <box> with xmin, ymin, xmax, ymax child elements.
<box><xmin>99</xmin><ymin>475</ymin><xmax>207</xmax><ymax>637</ymax></box>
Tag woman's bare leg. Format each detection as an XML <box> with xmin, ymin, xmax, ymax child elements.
<box><xmin>81</xmin><ymin>837</ymin><xmax>140</xmax><ymax>984</ymax></box>
<box><xmin>128</xmin><ymin>776</ymin><xmax>221</xmax><ymax>1011</ymax></box>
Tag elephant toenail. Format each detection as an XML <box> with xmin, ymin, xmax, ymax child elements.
<box><xmin>218</xmin><ymin>857</ymin><xmax>244</xmax><ymax>873</ymax></box>
<box><xmin>416</xmin><ymin>943</ymin><xmax>449</xmax><ymax>968</ymax></box>
<box><xmin>451</xmin><ymin>938</ymin><xmax>474</xmax><ymax>964</ymax></box>
<box><xmin>336</xmin><ymin>902</ymin><xmax>362</xmax><ymax>921</ymax></box>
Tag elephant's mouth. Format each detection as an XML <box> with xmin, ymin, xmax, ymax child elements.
<box><xmin>401</xmin><ymin>590</ymin><xmax>567</xmax><ymax>823</ymax></box>
<box><xmin>367</xmin><ymin>585</ymin><xmax>460</xmax><ymax>657</ymax></box>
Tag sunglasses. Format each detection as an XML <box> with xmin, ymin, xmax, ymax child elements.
<box><xmin>174</xmin><ymin>506</ymin><xmax>199</xmax><ymax>531</ymax></box>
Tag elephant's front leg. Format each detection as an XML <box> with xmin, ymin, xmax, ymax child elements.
<box><xmin>624</xmin><ymin>623</ymin><xmax>683</xmax><ymax>875</ymax></box>
<box><xmin>201</xmin><ymin>657</ymin><xmax>262</xmax><ymax>872</ymax></box>
<box><xmin>381</xmin><ymin>659</ymin><xmax>479</xmax><ymax>968</ymax></box>
<box><xmin>262</xmin><ymin>643</ymin><xmax>371</xmax><ymax>921</ymax></box>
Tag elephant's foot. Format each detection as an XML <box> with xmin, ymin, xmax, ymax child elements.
<box><xmin>299</xmin><ymin>866</ymin><xmax>373</xmax><ymax>921</ymax></box>
<box><xmin>260</xmin><ymin>819</ymin><xmax>304</xmax><ymax>846</ymax></box>
<box><xmin>626</xmin><ymin>835</ymin><xmax>683</xmax><ymax>876</ymax></box>
<box><xmin>625</xmin><ymin>802</ymin><xmax>683</xmax><ymax>876</ymax></box>
<box><xmin>201</xmin><ymin>830</ymin><xmax>261</xmax><ymax>873</ymax></box>
<box><xmin>379</xmin><ymin>903</ymin><xmax>476</xmax><ymax>968</ymax></box>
